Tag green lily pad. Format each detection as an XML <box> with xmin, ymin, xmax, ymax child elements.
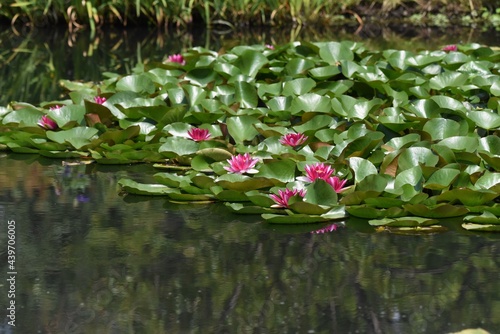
<box><xmin>403</xmin><ymin>203</ymin><xmax>469</xmax><ymax>218</ymax></box>
<box><xmin>118</xmin><ymin>178</ymin><xmax>177</xmax><ymax>196</ymax></box>
<box><xmin>461</xmin><ymin>223</ymin><xmax>500</xmax><ymax>232</ymax></box>
<box><xmin>369</xmin><ymin>216</ymin><xmax>439</xmax><ymax>227</ymax></box>
<box><xmin>261</xmin><ymin>213</ymin><xmax>330</xmax><ymax>224</ymax></box>
<box><xmin>436</xmin><ymin>188</ymin><xmax>499</xmax><ymax>206</ymax></box>
<box><xmin>46</xmin><ymin>127</ymin><xmax>99</xmax><ymax>149</ymax></box>
<box><xmin>167</xmin><ymin>192</ymin><xmax>214</xmax><ymax>202</ymax></box>
<box><xmin>288</xmin><ymin>201</ymin><xmax>331</xmax><ymax>215</ymax></box>
<box><xmin>211</xmin><ymin>188</ymin><xmax>249</xmax><ymax>202</ymax></box>
<box><xmin>225</xmin><ymin>202</ymin><xmax>281</xmax><ymax>214</ymax></box>
<box><xmin>464</xmin><ymin>211</ymin><xmax>500</xmax><ymax>224</ymax></box>
<box><xmin>346</xmin><ymin>205</ymin><xmax>407</xmax><ymax>219</ymax></box>
<box><xmin>216</xmin><ymin>174</ymin><xmax>275</xmax><ymax>191</ymax></box>
<box><xmin>304</xmin><ymin>179</ymin><xmax>338</xmax><ymax>206</ymax></box>
<box><xmin>159</xmin><ymin>137</ymin><xmax>199</xmax><ymax>157</ymax></box>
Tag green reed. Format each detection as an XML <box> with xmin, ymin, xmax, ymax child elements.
<box><xmin>1</xmin><ymin>0</ymin><xmax>498</xmax><ymax>33</ymax></box>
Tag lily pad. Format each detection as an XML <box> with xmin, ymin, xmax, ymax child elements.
<box><xmin>118</xmin><ymin>178</ymin><xmax>177</xmax><ymax>196</ymax></box>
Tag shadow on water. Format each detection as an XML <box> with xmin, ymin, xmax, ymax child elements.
<box><xmin>0</xmin><ymin>155</ymin><xmax>499</xmax><ymax>333</ymax></box>
<box><xmin>0</xmin><ymin>23</ymin><xmax>499</xmax><ymax>106</ymax></box>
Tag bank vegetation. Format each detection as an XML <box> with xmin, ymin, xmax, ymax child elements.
<box><xmin>0</xmin><ymin>0</ymin><xmax>499</xmax><ymax>33</ymax></box>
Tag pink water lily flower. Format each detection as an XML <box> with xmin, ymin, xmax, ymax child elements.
<box><xmin>167</xmin><ymin>54</ymin><xmax>186</xmax><ymax>66</ymax></box>
<box><xmin>300</xmin><ymin>162</ymin><xmax>335</xmax><ymax>182</ymax></box>
<box><xmin>326</xmin><ymin>176</ymin><xmax>348</xmax><ymax>193</ymax></box>
<box><xmin>49</xmin><ymin>105</ymin><xmax>62</xmax><ymax>111</ymax></box>
<box><xmin>188</xmin><ymin>128</ymin><xmax>211</xmax><ymax>141</ymax></box>
<box><xmin>94</xmin><ymin>96</ymin><xmax>106</xmax><ymax>104</ymax></box>
<box><xmin>265</xmin><ymin>44</ymin><xmax>275</xmax><ymax>50</ymax></box>
<box><xmin>270</xmin><ymin>188</ymin><xmax>306</xmax><ymax>208</ymax></box>
<box><xmin>224</xmin><ymin>153</ymin><xmax>259</xmax><ymax>174</ymax></box>
<box><xmin>279</xmin><ymin>133</ymin><xmax>308</xmax><ymax>147</ymax></box>
<box><xmin>297</xmin><ymin>162</ymin><xmax>347</xmax><ymax>192</ymax></box>
<box><xmin>37</xmin><ymin>115</ymin><xmax>58</xmax><ymax>130</ymax></box>
<box><xmin>442</xmin><ymin>44</ymin><xmax>457</xmax><ymax>52</ymax></box>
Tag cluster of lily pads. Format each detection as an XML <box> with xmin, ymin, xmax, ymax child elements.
<box><xmin>1</xmin><ymin>41</ymin><xmax>499</xmax><ymax>231</ymax></box>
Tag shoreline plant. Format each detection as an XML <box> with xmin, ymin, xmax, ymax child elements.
<box><xmin>0</xmin><ymin>0</ymin><xmax>499</xmax><ymax>34</ymax></box>
<box><xmin>0</xmin><ymin>40</ymin><xmax>499</xmax><ymax>232</ymax></box>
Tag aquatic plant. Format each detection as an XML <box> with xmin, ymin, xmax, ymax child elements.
<box><xmin>279</xmin><ymin>133</ymin><xmax>308</xmax><ymax>147</ymax></box>
<box><xmin>167</xmin><ymin>54</ymin><xmax>186</xmax><ymax>65</ymax></box>
<box><xmin>299</xmin><ymin>163</ymin><xmax>335</xmax><ymax>183</ymax></box>
<box><xmin>1</xmin><ymin>41</ymin><xmax>499</xmax><ymax>230</ymax></box>
<box><xmin>326</xmin><ymin>176</ymin><xmax>347</xmax><ymax>193</ymax></box>
<box><xmin>187</xmin><ymin>127</ymin><xmax>211</xmax><ymax>141</ymax></box>
<box><xmin>94</xmin><ymin>96</ymin><xmax>107</xmax><ymax>104</ymax></box>
<box><xmin>270</xmin><ymin>188</ymin><xmax>306</xmax><ymax>208</ymax></box>
<box><xmin>37</xmin><ymin>115</ymin><xmax>58</xmax><ymax>130</ymax></box>
<box><xmin>442</xmin><ymin>44</ymin><xmax>458</xmax><ymax>51</ymax></box>
<box><xmin>224</xmin><ymin>153</ymin><xmax>259</xmax><ymax>174</ymax></box>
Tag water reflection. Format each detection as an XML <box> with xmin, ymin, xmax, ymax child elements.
<box><xmin>0</xmin><ymin>155</ymin><xmax>498</xmax><ymax>333</ymax></box>
<box><xmin>1</xmin><ymin>24</ymin><xmax>500</xmax><ymax>106</ymax></box>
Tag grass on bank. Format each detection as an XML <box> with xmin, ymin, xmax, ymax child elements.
<box><xmin>1</xmin><ymin>0</ymin><xmax>499</xmax><ymax>33</ymax></box>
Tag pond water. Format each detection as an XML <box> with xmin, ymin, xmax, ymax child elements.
<box><xmin>1</xmin><ymin>24</ymin><xmax>500</xmax><ymax>333</ymax></box>
<box><xmin>0</xmin><ymin>156</ymin><xmax>499</xmax><ymax>333</ymax></box>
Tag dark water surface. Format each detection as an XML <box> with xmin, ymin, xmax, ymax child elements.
<box><xmin>0</xmin><ymin>156</ymin><xmax>499</xmax><ymax>333</ymax></box>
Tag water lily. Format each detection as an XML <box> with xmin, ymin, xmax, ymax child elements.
<box><xmin>37</xmin><ymin>115</ymin><xmax>58</xmax><ymax>130</ymax></box>
<box><xmin>297</xmin><ymin>162</ymin><xmax>347</xmax><ymax>192</ymax></box>
<box><xmin>265</xmin><ymin>44</ymin><xmax>275</xmax><ymax>50</ymax></box>
<box><xmin>299</xmin><ymin>162</ymin><xmax>334</xmax><ymax>182</ymax></box>
<box><xmin>188</xmin><ymin>127</ymin><xmax>211</xmax><ymax>141</ymax></box>
<box><xmin>442</xmin><ymin>44</ymin><xmax>457</xmax><ymax>52</ymax></box>
<box><xmin>94</xmin><ymin>96</ymin><xmax>106</xmax><ymax>104</ymax></box>
<box><xmin>49</xmin><ymin>105</ymin><xmax>62</xmax><ymax>111</ymax></box>
<box><xmin>224</xmin><ymin>153</ymin><xmax>259</xmax><ymax>174</ymax></box>
<box><xmin>279</xmin><ymin>133</ymin><xmax>308</xmax><ymax>147</ymax></box>
<box><xmin>311</xmin><ymin>223</ymin><xmax>341</xmax><ymax>234</ymax></box>
<box><xmin>167</xmin><ymin>54</ymin><xmax>186</xmax><ymax>65</ymax></box>
<box><xmin>326</xmin><ymin>176</ymin><xmax>348</xmax><ymax>193</ymax></box>
<box><xmin>270</xmin><ymin>188</ymin><xmax>306</xmax><ymax>208</ymax></box>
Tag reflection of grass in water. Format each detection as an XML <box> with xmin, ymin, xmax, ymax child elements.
<box><xmin>0</xmin><ymin>28</ymin><xmax>176</xmax><ymax>105</ymax></box>
<box><xmin>0</xmin><ymin>25</ymin><xmax>498</xmax><ymax>106</ymax></box>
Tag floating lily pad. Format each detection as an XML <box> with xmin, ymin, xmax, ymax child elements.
<box><xmin>118</xmin><ymin>178</ymin><xmax>177</xmax><ymax>196</ymax></box>
<box><xmin>261</xmin><ymin>213</ymin><xmax>330</xmax><ymax>224</ymax></box>
<box><xmin>461</xmin><ymin>223</ymin><xmax>500</xmax><ymax>232</ymax></box>
<box><xmin>225</xmin><ymin>202</ymin><xmax>281</xmax><ymax>215</ymax></box>
<box><xmin>403</xmin><ymin>203</ymin><xmax>469</xmax><ymax>218</ymax></box>
<box><xmin>369</xmin><ymin>216</ymin><xmax>439</xmax><ymax>227</ymax></box>
<box><xmin>463</xmin><ymin>211</ymin><xmax>500</xmax><ymax>224</ymax></box>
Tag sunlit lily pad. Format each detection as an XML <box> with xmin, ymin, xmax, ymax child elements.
<box><xmin>118</xmin><ymin>178</ymin><xmax>177</xmax><ymax>196</ymax></box>
<box><xmin>461</xmin><ymin>223</ymin><xmax>500</xmax><ymax>232</ymax></box>
<box><xmin>463</xmin><ymin>211</ymin><xmax>500</xmax><ymax>224</ymax></box>
<box><xmin>375</xmin><ymin>225</ymin><xmax>448</xmax><ymax>235</ymax></box>
<box><xmin>369</xmin><ymin>216</ymin><xmax>439</xmax><ymax>227</ymax></box>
